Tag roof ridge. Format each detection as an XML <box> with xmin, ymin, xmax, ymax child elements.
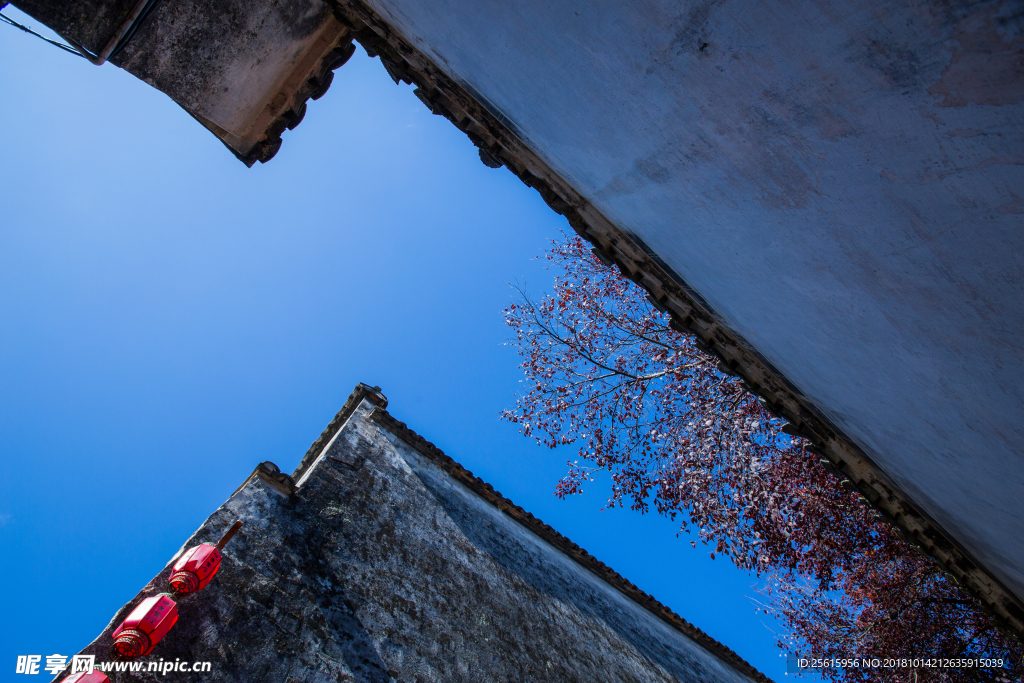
<box><xmin>291</xmin><ymin>382</ymin><xmax>388</xmax><ymax>483</ymax></box>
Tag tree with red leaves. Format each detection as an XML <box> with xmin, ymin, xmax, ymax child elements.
<box><xmin>503</xmin><ymin>234</ymin><xmax>1021</xmax><ymax>683</ymax></box>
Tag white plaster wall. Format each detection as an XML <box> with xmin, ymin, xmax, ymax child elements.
<box><xmin>362</xmin><ymin>0</ymin><xmax>1024</xmax><ymax>598</ymax></box>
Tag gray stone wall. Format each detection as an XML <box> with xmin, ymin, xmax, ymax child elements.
<box><xmin>64</xmin><ymin>395</ymin><xmax>764</xmax><ymax>683</ymax></box>
<box><xmin>348</xmin><ymin>0</ymin><xmax>1024</xmax><ymax>607</ymax></box>
<box><xmin>14</xmin><ymin>0</ymin><xmax>1024</xmax><ymax>629</ymax></box>
<box><xmin>328</xmin><ymin>0</ymin><xmax>1024</xmax><ymax>631</ymax></box>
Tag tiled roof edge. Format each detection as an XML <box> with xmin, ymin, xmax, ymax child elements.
<box><xmin>368</xmin><ymin>406</ymin><xmax>774</xmax><ymax>683</ymax></box>
<box><xmin>291</xmin><ymin>382</ymin><xmax>388</xmax><ymax>483</ymax></box>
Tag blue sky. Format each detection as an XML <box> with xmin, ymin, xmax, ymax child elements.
<box><xmin>0</xmin><ymin>8</ymin><xmax>810</xmax><ymax>680</ymax></box>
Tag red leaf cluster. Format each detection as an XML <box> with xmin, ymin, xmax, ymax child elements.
<box><xmin>503</xmin><ymin>235</ymin><xmax>1021</xmax><ymax>682</ymax></box>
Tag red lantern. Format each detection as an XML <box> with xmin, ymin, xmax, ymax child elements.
<box><xmin>169</xmin><ymin>544</ymin><xmax>221</xmax><ymax>595</ymax></box>
<box><xmin>110</xmin><ymin>593</ymin><xmax>178</xmax><ymax>659</ymax></box>
<box><xmin>63</xmin><ymin>672</ymin><xmax>110</xmax><ymax>683</ymax></box>
<box><xmin>169</xmin><ymin>521</ymin><xmax>242</xmax><ymax>596</ymax></box>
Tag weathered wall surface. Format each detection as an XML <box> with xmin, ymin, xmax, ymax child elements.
<box><xmin>16</xmin><ymin>0</ymin><xmax>1023</xmax><ymax>638</ymax></box>
<box><xmin>347</xmin><ymin>0</ymin><xmax>1024</xmax><ymax>604</ymax></box>
<box><xmin>13</xmin><ymin>0</ymin><xmax>351</xmax><ymax>163</ymax></box>
<box><xmin>111</xmin><ymin>0</ymin><xmax>344</xmax><ymax>155</ymax></box>
<box><xmin>65</xmin><ymin>396</ymin><xmax>763</xmax><ymax>683</ymax></box>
